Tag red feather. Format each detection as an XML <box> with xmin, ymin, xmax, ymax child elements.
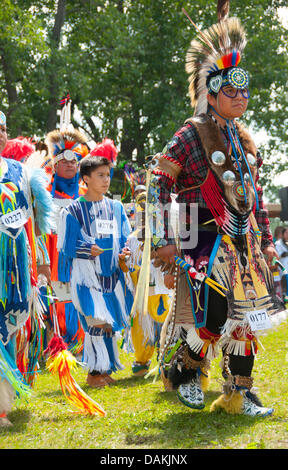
<box><xmin>2</xmin><ymin>137</ymin><xmax>35</xmax><ymax>162</ymax></box>
<box><xmin>90</xmin><ymin>138</ymin><xmax>118</xmax><ymax>164</ymax></box>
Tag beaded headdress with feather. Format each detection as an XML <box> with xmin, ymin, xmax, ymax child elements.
<box><xmin>45</xmin><ymin>128</ymin><xmax>89</xmax><ymax>165</ymax></box>
<box><xmin>185</xmin><ymin>1</ymin><xmax>248</xmax><ymax>115</ymax></box>
<box><xmin>45</xmin><ymin>93</ymin><xmax>89</xmax><ymax>166</ymax></box>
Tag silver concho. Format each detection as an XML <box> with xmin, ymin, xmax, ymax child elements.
<box><xmin>244</xmin><ymin>173</ymin><xmax>250</xmax><ymax>183</ymax></box>
<box><xmin>211</xmin><ymin>151</ymin><xmax>226</xmax><ymax>166</ymax></box>
<box><xmin>222</xmin><ymin>170</ymin><xmax>236</xmax><ymax>185</ymax></box>
<box><xmin>63</xmin><ymin>149</ymin><xmax>77</xmax><ymax>161</ymax></box>
<box><xmin>246</xmin><ymin>153</ymin><xmax>257</xmax><ymax>167</ymax></box>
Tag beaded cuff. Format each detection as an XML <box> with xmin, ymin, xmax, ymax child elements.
<box><xmin>36</xmin><ymin>235</ymin><xmax>50</xmax><ymax>266</ymax></box>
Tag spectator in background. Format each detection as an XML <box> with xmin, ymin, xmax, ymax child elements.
<box><xmin>274</xmin><ymin>226</ymin><xmax>284</xmax><ymax>243</ymax></box>
<box><xmin>275</xmin><ymin>227</ymin><xmax>288</xmax><ymax>302</ymax></box>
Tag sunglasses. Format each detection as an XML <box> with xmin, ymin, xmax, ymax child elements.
<box><xmin>221</xmin><ymin>86</ymin><xmax>250</xmax><ymax>99</ymax></box>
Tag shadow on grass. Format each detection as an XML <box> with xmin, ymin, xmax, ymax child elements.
<box><xmin>37</xmin><ymin>389</ymin><xmax>66</xmax><ymax>399</ymax></box>
<box><xmin>80</xmin><ymin>374</ymin><xmax>152</xmax><ymax>392</ymax></box>
<box><xmin>153</xmin><ymin>389</ymin><xmax>220</xmax><ymax>405</ymax></box>
<box><xmin>124</xmin><ymin>410</ymin><xmax>269</xmax><ymax>449</ymax></box>
<box><xmin>122</xmin><ymin>388</ymin><xmax>274</xmax><ymax>448</ymax></box>
<box><xmin>0</xmin><ymin>409</ymin><xmax>31</xmax><ymax>434</ymax></box>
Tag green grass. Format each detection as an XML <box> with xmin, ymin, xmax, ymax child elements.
<box><xmin>1</xmin><ymin>322</ymin><xmax>288</xmax><ymax>449</ymax></box>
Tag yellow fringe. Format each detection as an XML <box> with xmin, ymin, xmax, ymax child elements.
<box><xmin>200</xmin><ymin>369</ymin><xmax>210</xmax><ymax>393</ymax></box>
<box><xmin>210</xmin><ymin>391</ymin><xmax>243</xmax><ymax>414</ymax></box>
<box><xmin>47</xmin><ymin>350</ymin><xmax>106</xmax><ymax>417</ymax></box>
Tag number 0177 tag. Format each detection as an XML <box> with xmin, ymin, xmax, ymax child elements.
<box><xmin>246</xmin><ymin>309</ymin><xmax>272</xmax><ymax>331</ymax></box>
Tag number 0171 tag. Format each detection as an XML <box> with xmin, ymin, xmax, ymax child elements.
<box><xmin>246</xmin><ymin>309</ymin><xmax>271</xmax><ymax>331</ymax></box>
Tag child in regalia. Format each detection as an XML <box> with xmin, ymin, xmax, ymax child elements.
<box><xmin>57</xmin><ymin>152</ymin><xmax>133</xmax><ymax>388</ymax></box>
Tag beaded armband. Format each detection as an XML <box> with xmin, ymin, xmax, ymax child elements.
<box><xmin>36</xmin><ymin>234</ymin><xmax>50</xmax><ymax>266</ymax></box>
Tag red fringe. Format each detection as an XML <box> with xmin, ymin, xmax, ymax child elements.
<box><xmin>24</xmin><ymin>218</ymin><xmax>38</xmax><ymax>287</ymax></box>
<box><xmin>201</xmin><ymin>170</ymin><xmax>225</xmax><ymax>225</ymax></box>
<box><xmin>44</xmin><ymin>334</ymin><xmax>67</xmax><ymax>358</ymax></box>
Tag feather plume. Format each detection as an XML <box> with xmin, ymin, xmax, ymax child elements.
<box><xmin>90</xmin><ymin>138</ymin><xmax>118</xmax><ymax>165</ymax></box>
<box><xmin>217</xmin><ymin>0</ymin><xmax>230</xmax><ymax>22</ymax></box>
<box><xmin>44</xmin><ymin>334</ymin><xmax>106</xmax><ymax>417</ymax></box>
<box><xmin>24</xmin><ymin>149</ymin><xmax>52</xmax><ymax>173</ymax></box>
<box><xmin>2</xmin><ymin>137</ymin><xmax>35</xmax><ymax>162</ymax></box>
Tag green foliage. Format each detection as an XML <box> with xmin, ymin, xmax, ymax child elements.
<box><xmin>0</xmin><ymin>322</ymin><xmax>287</xmax><ymax>449</ymax></box>
<box><xmin>0</xmin><ymin>0</ymin><xmax>287</xmax><ymax>194</ymax></box>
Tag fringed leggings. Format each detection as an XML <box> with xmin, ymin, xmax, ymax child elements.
<box><xmin>82</xmin><ymin>326</ymin><xmax>124</xmax><ymax>375</ymax></box>
<box><xmin>190</xmin><ymin>284</ymin><xmax>254</xmax><ymax>377</ymax></box>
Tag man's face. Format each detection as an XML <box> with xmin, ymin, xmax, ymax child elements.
<box><xmin>55</xmin><ymin>158</ymin><xmax>78</xmax><ymax>179</ymax></box>
<box><xmin>209</xmin><ymin>85</ymin><xmax>248</xmax><ymax>119</ymax></box>
<box><xmin>83</xmin><ymin>165</ymin><xmax>111</xmax><ymax>194</ymax></box>
<box><xmin>0</xmin><ymin>124</ymin><xmax>7</xmax><ymax>154</ymax></box>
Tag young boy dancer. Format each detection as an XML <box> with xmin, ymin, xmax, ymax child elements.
<box><xmin>57</xmin><ymin>154</ymin><xmax>133</xmax><ymax>388</ymax></box>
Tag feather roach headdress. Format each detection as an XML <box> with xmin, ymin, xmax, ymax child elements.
<box><xmin>90</xmin><ymin>138</ymin><xmax>118</xmax><ymax>166</ymax></box>
<box><xmin>184</xmin><ymin>1</ymin><xmax>248</xmax><ymax>115</ymax></box>
<box><xmin>45</xmin><ymin>128</ymin><xmax>89</xmax><ymax>166</ymax></box>
<box><xmin>2</xmin><ymin>137</ymin><xmax>35</xmax><ymax>162</ymax></box>
<box><xmin>2</xmin><ymin>137</ymin><xmax>52</xmax><ymax>176</ymax></box>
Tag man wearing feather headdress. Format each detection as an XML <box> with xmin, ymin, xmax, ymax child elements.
<box><xmin>148</xmin><ymin>1</ymin><xmax>286</xmax><ymax>416</ymax></box>
<box><xmin>42</xmin><ymin>124</ymin><xmax>90</xmax><ymax>355</ymax></box>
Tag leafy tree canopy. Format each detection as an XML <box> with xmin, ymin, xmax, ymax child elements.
<box><xmin>0</xmin><ymin>0</ymin><xmax>287</xmax><ymax>199</ymax></box>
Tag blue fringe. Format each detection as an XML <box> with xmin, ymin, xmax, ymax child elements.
<box><xmin>76</xmin><ymin>272</ymin><xmax>133</xmax><ymax>333</ymax></box>
<box><xmin>103</xmin><ymin>332</ymin><xmax>123</xmax><ymax>372</ymax></box>
<box><xmin>76</xmin><ymin>284</ymin><xmax>97</xmax><ymax>321</ymax></box>
<box><xmin>63</xmin><ymin>301</ymin><xmax>82</xmax><ymax>350</ymax></box>
<box><xmin>57</xmin><ymin>251</ymin><xmax>72</xmax><ymax>283</ymax></box>
<box><xmin>28</xmin><ymin>168</ymin><xmax>53</xmax><ymax>233</ymax></box>
<box><xmin>0</xmin><ymin>231</ymin><xmax>31</xmax><ymax>304</ymax></box>
<box><xmin>0</xmin><ymin>339</ymin><xmax>29</xmax><ymax>388</ymax></box>
<box><xmin>57</xmin><ymin>212</ymin><xmax>81</xmax><ymax>283</ymax></box>
<box><xmin>61</xmin><ymin>212</ymin><xmax>81</xmax><ymax>259</ymax></box>
<box><xmin>102</xmin><ymin>271</ymin><xmax>133</xmax><ymax>331</ymax></box>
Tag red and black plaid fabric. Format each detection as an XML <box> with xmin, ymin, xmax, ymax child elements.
<box><xmin>155</xmin><ymin>120</ymin><xmax>273</xmax><ymax>249</ymax></box>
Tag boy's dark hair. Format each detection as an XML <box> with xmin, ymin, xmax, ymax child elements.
<box><xmin>79</xmin><ymin>155</ymin><xmax>111</xmax><ymax>179</ymax></box>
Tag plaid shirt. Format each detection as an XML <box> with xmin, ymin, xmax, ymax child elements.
<box><xmin>155</xmin><ymin>119</ymin><xmax>274</xmax><ymax>250</ymax></box>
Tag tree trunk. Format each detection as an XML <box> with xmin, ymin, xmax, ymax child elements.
<box><xmin>0</xmin><ymin>43</ymin><xmax>20</xmax><ymax>134</ymax></box>
<box><xmin>46</xmin><ymin>0</ymin><xmax>67</xmax><ymax>132</ymax></box>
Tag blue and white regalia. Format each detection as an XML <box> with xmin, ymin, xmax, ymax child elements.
<box><xmin>57</xmin><ymin>196</ymin><xmax>134</xmax><ymax>374</ymax></box>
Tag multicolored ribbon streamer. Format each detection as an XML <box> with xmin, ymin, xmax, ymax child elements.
<box><xmin>174</xmin><ymin>255</ymin><xmax>228</xmax><ymax>297</ymax></box>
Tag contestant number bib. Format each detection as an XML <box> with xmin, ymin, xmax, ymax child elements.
<box><xmin>246</xmin><ymin>309</ymin><xmax>271</xmax><ymax>331</ymax></box>
<box><xmin>1</xmin><ymin>208</ymin><xmax>27</xmax><ymax>229</ymax></box>
<box><xmin>96</xmin><ymin>219</ymin><xmax>114</xmax><ymax>234</ymax></box>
